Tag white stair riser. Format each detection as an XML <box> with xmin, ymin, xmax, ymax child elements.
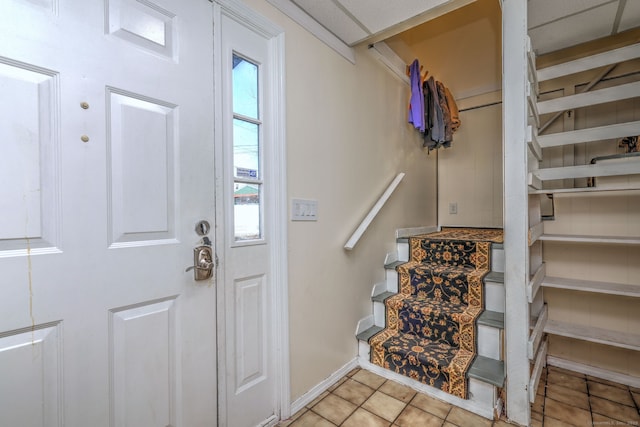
<box><xmin>386</xmin><ymin>269</ymin><xmax>399</xmax><ymax>293</ymax></box>
<box><xmin>468</xmin><ymin>378</ymin><xmax>498</xmax><ymax>409</ymax></box>
<box><xmin>373</xmin><ymin>301</ymin><xmax>385</xmax><ymax>326</ymax></box>
<box><xmin>359</xmin><ymin>340</ymin><xmax>371</xmax><ymax>360</ymax></box>
<box><xmin>397</xmin><ymin>241</ymin><xmax>409</xmax><ymax>262</ymax></box>
<box><xmin>485</xmin><ymin>281</ymin><xmax>505</xmax><ymax>313</ymax></box>
<box><xmin>478</xmin><ymin>325</ymin><xmax>503</xmax><ymax>360</ymax></box>
<box><xmin>492</xmin><ymin>248</ymin><xmax>504</xmax><ymax>273</ymax></box>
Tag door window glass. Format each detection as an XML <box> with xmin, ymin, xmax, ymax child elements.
<box><xmin>232</xmin><ymin>54</ymin><xmax>262</xmax><ymax>242</ymax></box>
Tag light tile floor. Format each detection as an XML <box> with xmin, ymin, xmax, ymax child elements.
<box><xmin>278</xmin><ymin>366</ymin><xmax>640</xmax><ymax>426</ymax></box>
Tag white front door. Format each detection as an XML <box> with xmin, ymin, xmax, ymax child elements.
<box><xmin>0</xmin><ymin>1</ymin><xmax>216</xmax><ymax>426</ymax></box>
<box><xmin>214</xmin><ymin>3</ymin><xmax>287</xmax><ymax>426</ymax></box>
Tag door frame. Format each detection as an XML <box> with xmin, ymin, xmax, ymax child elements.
<box><xmin>212</xmin><ymin>0</ymin><xmax>290</xmax><ymax>424</ymax></box>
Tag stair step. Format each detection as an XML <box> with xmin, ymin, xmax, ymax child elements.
<box><xmin>356</xmin><ymin>325</ymin><xmax>384</xmax><ymax>342</ymax></box>
<box><xmin>468</xmin><ymin>356</ymin><xmax>505</xmax><ymax>388</ymax></box>
<box><xmin>531</xmin><ymin>159</ymin><xmax>640</xmax><ymax>182</ymax></box>
<box><xmin>485</xmin><ymin>272</ymin><xmax>504</xmax><ymax>283</ymax></box>
<box><xmin>537</xmin><ymin>80</ymin><xmax>640</xmax><ymax>115</ymax></box>
<box><xmin>372</xmin><ymin>291</ymin><xmax>396</xmax><ymax>303</ymax></box>
<box><xmin>478</xmin><ymin>310</ymin><xmax>504</xmax><ymax>329</ymax></box>
<box><xmin>384</xmin><ymin>260</ymin><xmax>405</xmax><ymax>269</ymax></box>
<box><xmin>537</xmin><ymin>120</ymin><xmax>640</xmax><ymax>148</ymax></box>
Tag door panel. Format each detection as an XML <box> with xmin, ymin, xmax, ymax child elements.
<box><xmin>0</xmin><ymin>1</ymin><xmax>216</xmax><ymax>425</ymax></box>
<box><xmin>218</xmin><ymin>10</ymin><xmax>278</xmax><ymax>426</ymax></box>
<box><xmin>107</xmin><ymin>89</ymin><xmax>178</xmax><ymax>246</ymax></box>
<box><xmin>0</xmin><ymin>60</ymin><xmax>60</xmax><ymax>252</ymax></box>
<box><xmin>110</xmin><ymin>297</ymin><xmax>178</xmax><ymax>426</ymax></box>
<box><xmin>0</xmin><ymin>323</ymin><xmax>62</xmax><ymax>426</ymax></box>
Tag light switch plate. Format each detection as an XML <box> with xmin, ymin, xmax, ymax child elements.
<box><xmin>291</xmin><ymin>199</ymin><xmax>318</xmax><ymax>221</ymax></box>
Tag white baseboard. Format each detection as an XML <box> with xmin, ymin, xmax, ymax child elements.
<box><xmin>358</xmin><ymin>360</ymin><xmax>496</xmax><ymax>420</ymax></box>
<box><xmin>396</xmin><ymin>226</ymin><xmax>438</xmax><ymax>238</ymax></box>
<box><xmin>288</xmin><ymin>358</ymin><xmax>359</xmax><ymax>416</ymax></box>
<box><xmin>546</xmin><ymin>355</ymin><xmax>640</xmax><ymax>388</ymax></box>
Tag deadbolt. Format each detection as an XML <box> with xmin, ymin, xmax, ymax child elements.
<box><xmin>195</xmin><ymin>220</ymin><xmax>211</xmax><ymax>236</ymax></box>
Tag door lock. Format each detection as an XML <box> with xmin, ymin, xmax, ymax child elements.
<box><xmin>185</xmin><ymin>245</ymin><xmax>214</xmax><ymax>281</ymax></box>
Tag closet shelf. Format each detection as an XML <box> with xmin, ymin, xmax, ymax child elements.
<box><xmin>539</xmin><ymin>234</ymin><xmax>640</xmax><ymax>245</ymax></box>
<box><xmin>530</xmin><ymin>160</ymin><xmax>640</xmax><ymax>182</ymax></box>
<box><xmin>537</xmin><ymin>120</ymin><xmax>640</xmax><ymax>149</ymax></box>
<box><xmin>537</xmin><ymin>81</ymin><xmax>640</xmax><ymax>115</ymax></box>
<box><xmin>544</xmin><ymin>320</ymin><xmax>640</xmax><ymax>352</ymax></box>
<box><xmin>543</xmin><ymin>276</ymin><xmax>640</xmax><ymax>298</ymax></box>
<box><xmin>537</xmin><ymin>42</ymin><xmax>640</xmax><ymax>82</ymax></box>
<box><xmin>529</xmin><ymin>185</ymin><xmax>640</xmax><ymax>195</ymax></box>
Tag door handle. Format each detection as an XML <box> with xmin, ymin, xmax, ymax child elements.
<box><xmin>186</xmin><ymin>245</ymin><xmax>214</xmax><ymax>281</ymax></box>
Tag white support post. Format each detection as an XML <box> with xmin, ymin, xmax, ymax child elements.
<box><xmin>502</xmin><ymin>1</ymin><xmax>531</xmax><ymax>425</ymax></box>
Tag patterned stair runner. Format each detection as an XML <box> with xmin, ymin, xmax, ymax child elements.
<box><xmin>369</xmin><ymin>228</ymin><xmax>503</xmax><ymax>399</ymax></box>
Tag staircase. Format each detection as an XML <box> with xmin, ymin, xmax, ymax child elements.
<box><xmin>525</xmin><ymin>39</ymin><xmax>640</xmax><ymax>394</ymax></box>
<box><xmin>355</xmin><ymin>227</ymin><xmax>506</xmax><ymax>419</ymax></box>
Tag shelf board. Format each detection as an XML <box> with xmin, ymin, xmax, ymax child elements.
<box><xmin>529</xmin><ymin>185</ymin><xmax>640</xmax><ymax>195</ymax></box>
<box><xmin>537</xmin><ymin>120</ymin><xmax>640</xmax><ymax>149</ymax></box>
<box><xmin>539</xmin><ymin>234</ymin><xmax>640</xmax><ymax>245</ymax></box>
<box><xmin>542</xmin><ymin>276</ymin><xmax>640</xmax><ymax>298</ymax></box>
<box><xmin>537</xmin><ymin>43</ymin><xmax>640</xmax><ymax>82</ymax></box>
<box><xmin>532</xmin><ymin>160</ymin><xmax>640</xmax><ymax>181</ymax></box>
<box><xmin>545</xmin><ymin>319</ymin><xmax>640</xmax><ymax>351</ymax></box>
<box><xmin>537</xmin><ymin>81</ymin><xmax>640</xmax><ymax>115</ymax></box>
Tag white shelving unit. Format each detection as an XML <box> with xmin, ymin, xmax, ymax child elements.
<box><xmin>528</xmin><ymin>39</ymin><xmax>640</xmax><ymax>389</ymax></box>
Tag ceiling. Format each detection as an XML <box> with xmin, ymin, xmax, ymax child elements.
<box><xmin>528</xmin><ymin>0</ymin><xmax>640</xmax><ymax>54</ymax></box>
<box><xmin>271</xmin><ymin>0</ymin><xmax>640</xmax><ymax>55</ymax></box>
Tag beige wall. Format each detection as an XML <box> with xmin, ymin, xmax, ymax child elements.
<box><xmin>387</xmin><ymin>0</ymin><xmax>504</xmax><ymax>229</ymax></box>
<box><xmin>242</xmin><ymin>0</ymin><xmax>438</xmax><ymax>402</ymax></box>
<box><xmin>438</xmin><ymin>103</ymin><xmax>503</xmax><ymax>227</ymax></box>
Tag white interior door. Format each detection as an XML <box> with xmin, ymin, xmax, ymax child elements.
<box><xmin>0</xmin><ymin>1</ymin><xmax>216</xmax><ymax>426</ymax></box>
<box><xmin>215</xmin><ymin>3</ymin><xmax>288</xmax><ymax>426</ymax></box>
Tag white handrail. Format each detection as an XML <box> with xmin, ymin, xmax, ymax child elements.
<box><xmin>344</xmin><ymin>172</ymin><xmax>405</xmax><ymax>251</ymax></box>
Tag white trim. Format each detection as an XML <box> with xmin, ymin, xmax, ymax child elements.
<box><xmin>528</xmin><ymin>304</ymin><xmax>547</xmax><ymax>360</ymax></box>
<box><xmin>526</xmin><ymin>125</ymin><xmax>542</xmax><ymax>161</ymax></box>
<box><xmin>288</xmin><ymin>358</ymin><xmax>359</xmax><ymax>416</ymax></box>
<box><xmin>529</xmin><ymin>338</ymin><xmax>548</xmax><ymax>403</ymax></box>
<box><xmin>264</xmin><ymin>0</ymin><xmax>355</xmax><ymax>64</ymax></box>
<box><xmin>367</xmin><ymin>42</ymin><xmax>410</xmax><ymax>85</ymax></box>
<box><xmin>502</xmin><ymin>0</ymin><xmax>531</xmax><ymax>425</ymax></box>
<box><xmin>527</xmin><ymin>263</ymin><xmax>545</xmax><ymax>303</ymax></box>
<box><xmin>528</xmin><ymin>222</ymin><xmax>544</xmax><ymax>246</ymax></box>
<box><xmin>546</xmin><ymin>356</ymin><xmax>640</xmax><ymax>389</ymax></box>
<box><xmin>213</xmin><ymin>0</ymin><xmax>290</xmax><ymax>423</ymax></box>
